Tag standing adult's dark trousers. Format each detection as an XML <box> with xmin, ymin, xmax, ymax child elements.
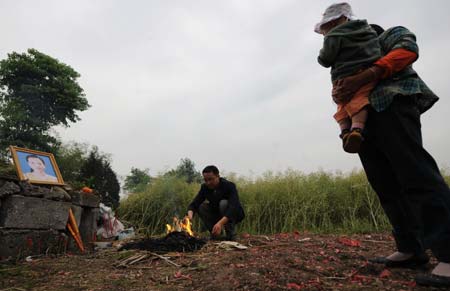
<box><xmin>359</xmin><ymin>95</ymin><xmax>450</xmax><ymax>262</ymax></box>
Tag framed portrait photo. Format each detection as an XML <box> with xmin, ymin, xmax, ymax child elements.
<box><xmin>10</xmin><ymin>146</ymin><xmax>65</xmax><ymax>185</ymax></box>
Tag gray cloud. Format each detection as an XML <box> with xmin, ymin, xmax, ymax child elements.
<box><xmin>1</xmin><ymin>0</ymin><xmax>449</xmax><ymax>177</ymax></box>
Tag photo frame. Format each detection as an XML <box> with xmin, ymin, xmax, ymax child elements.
<box><xmin>9</xmin><ymin>146</ymin><xmax>65</xmax><ymax>185</ymax></box>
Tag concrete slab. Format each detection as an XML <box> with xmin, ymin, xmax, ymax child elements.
<box><xmin>71</xmin><ymin>192</ymin><xmax>100</xmax><ymax>208</ymax></box>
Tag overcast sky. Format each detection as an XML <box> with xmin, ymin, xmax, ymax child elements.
<box><xmin>1</xmin><ymin>0</ymin><xmax>449</xmax><ymax>178</ymax></box>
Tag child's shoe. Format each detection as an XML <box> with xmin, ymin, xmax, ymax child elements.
<box><xmin>344</xmin><ymin>128</ymin><xmax>364</xmax><ymax>153</ymax></box>
<box><xmin>339</xmin><ymin>129</ymin><xmax>350</xmax><ymax>151</ymax></box>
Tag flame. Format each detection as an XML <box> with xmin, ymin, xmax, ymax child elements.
<box><xmin>166</xmin><ymin>216</ymin><xmax>194</xmax><ymax>236</ymax></box>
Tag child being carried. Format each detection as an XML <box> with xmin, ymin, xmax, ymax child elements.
<box><xmin>316</xmin><ymin>2</ymin><xmax>381</xmax><ymax>153</ymax></box>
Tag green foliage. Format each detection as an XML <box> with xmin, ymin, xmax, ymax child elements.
<box><xmin>118</xmin><ymin>170</ymin><xmax>402</xmax><ymax>236</ymax></box>
<box><xmin>54</xmin><ymin>142</ymin><xmax>120</xmax><ymax>207</ymax></box>
<box><xmin>55</xmin><ymin>142</ymin><xmax>90</xmax><ymax>188</ymax></box>
<box><xmin>124</xmin><ymin>167</ymin><xmax>152</xmax><ymax>193</ymax></box>
<box><xmin>0</xmin><ymin>49</ymin><xmax>89</xmax><ymax>158</ymax></box>
<box><xmin>164</xmin><ymin>158</ymin><xmax>202</xmax><ymax>184</ymax></box>
<box><xmin>79</xmin><ymin>147</ymin><xmax>120</xmax><ymax>209</ymax></box>
<box><xmin>0</xmin><ymin>159</ymin><xmax>16</xmax><ymax>176</ymax></box>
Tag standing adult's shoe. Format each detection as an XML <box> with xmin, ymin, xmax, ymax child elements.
<box><xmin>369</xmin><ymin>253</ymin><xmax>429</xmax><ymax>269</ymax></box>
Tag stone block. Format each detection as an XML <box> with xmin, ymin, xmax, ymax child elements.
<box><xmin>79</xmin><ymin>207</ymin><xmax>99</xmax><ymax>250</ymax></box>
<box><xmin>0</xmin><ymin>228</ymin><xmax>67</xmax><ymax>258</ymax></box>
<box><xmin>71</xmin><ymin>205</ymin><xmax>82</xmax><ymax>227</ymax></box>
<box><xmin>71</xmin><ymin>192</ymin><xmax>100</xmax><ymax>208</ymax></box>
<box><xmin>44</xmin><ymin>186</ymin><xmax>71</xmax><ymax>201</ymax></box>
<box><xmin>0</xmin><ymin>181</ymin><xmax>21</xmax><ymax>198</ymax></box>
<box><xmin>0</xmin><ymin>195</ymin><xmax>71</xmax><ymax>230</ymax></box>
<box><xmin>19</xmin><ymin>181</ymin><xmax>49</xmax><ymax>198</ymax></box>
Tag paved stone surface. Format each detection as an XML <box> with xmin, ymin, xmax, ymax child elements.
<box><xmin>0</xmin><ymin>195</ymin><xmax>71</xmax><ymax>230</ymax></box>
<box><xmin>0</xmin><ymin>228</ymin><xmax>66</xmax><ymax>258</ymax></box>
<box><xmin>71</xmin><ymin>192</ymin><xmax>100</xmax><ymax>208</ymax></box>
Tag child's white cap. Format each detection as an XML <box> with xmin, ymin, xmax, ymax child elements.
<box><xmin>314</xmin><ymin>2</ymin><xmax>355</xmax><ymax>34</ymax></box>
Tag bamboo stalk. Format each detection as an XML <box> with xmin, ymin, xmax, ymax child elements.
<box><xmin>69</xmin><ymin>209</ymin><xmax>82</xmax><ymax>238</ymax></box>
<box><xmin>67</xmin><ymin>223</ymin><xmax>85</xmax><ymax>253</ymax></box>
<box><xmin>68</xmin><ymin>209</ymin><xmax>85</xmax><ymax>251</ymax></box>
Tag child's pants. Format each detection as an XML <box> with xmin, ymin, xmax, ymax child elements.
<box><xmin>333</xmin><ymin>80</ymin><xmax>377</xmax><ymax>122</ymax></box>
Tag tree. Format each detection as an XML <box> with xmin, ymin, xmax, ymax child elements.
<box><xmin>165</xmin><ymin>158</ymin><xmax>202</xmax><ymax>183</ymax></box>
<box><xmin>80</xmin><ymin>147</ymin><xmax>120</xmax><ymax>209</ymax></box>
<box><xmin>124</xmin><ymin>167</ymin><xmax>152</xmax><ymax>193</ymax></box>
<box><xmin>55</xmin><ymin>142</ymin><xmax>89</xmax><ymax>188</ymax></box>
<box><xmin>0</xmin><ymin>49</ymin><xmax>90</xmax><ymax>159</ymax></box>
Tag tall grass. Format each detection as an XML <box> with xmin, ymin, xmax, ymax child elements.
<box><xmin>118</xmin><ymin>169</ymin><xmax>450</xmax><ymax>236</ymax></box>
<box><xmin>232</xmin><ymin>170</ymin><xmax>389</xmax><ymax>234</ymax></box>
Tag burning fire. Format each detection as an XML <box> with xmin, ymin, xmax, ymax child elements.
<box><xmin>166</xmin><ymin>216</ymin><xmax>194</xmax><ymax>236</ymax></box>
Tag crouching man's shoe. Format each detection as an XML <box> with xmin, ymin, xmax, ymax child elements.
<box><xmin>224</xmin><ymin>222</ymin><xmax>236</xmax><ymax>241</ymax></box>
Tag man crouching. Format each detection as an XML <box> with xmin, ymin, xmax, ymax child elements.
<box><xmin>187</xmin><ymin>165</ymin><xmax>245</xmax><ymax>241</ymax></box>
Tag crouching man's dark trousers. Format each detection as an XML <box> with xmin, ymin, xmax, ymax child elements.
<box><xmin>359</xmin><ymin>96</ymin><xmax>450</xmax><ymax>262</ymax></box>
<box><xmin>198</xmin><ymin>200</ymin><xmax>236</xmax><ymax>240</ymax></box>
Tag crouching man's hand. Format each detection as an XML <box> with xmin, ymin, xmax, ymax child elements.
<box><xmin>211</xmin><ymin>216</ymin><xmax>229</xmax><ymax>237</ymax></box>
<box><xmin>212</xmin><ymin>222</ymin><xmax>223</xmax><ymax>236</ymax></box>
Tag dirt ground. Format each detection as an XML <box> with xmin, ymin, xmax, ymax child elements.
<box><xmin>0</xmin><ymin>232</ymin><xmax>446</xmax><ymax>291</ymax></box>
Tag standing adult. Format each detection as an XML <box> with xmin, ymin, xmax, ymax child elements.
<box><xmin>187</xmin><ymin>165</ymin><xmax>245</xmax><ymax>241</ymax></box>
<box><xmin>332</xmin><ymin>22</ymin><xmax>450</xmax><ymax>287</ymax></box>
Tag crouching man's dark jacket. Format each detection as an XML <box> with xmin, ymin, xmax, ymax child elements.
<box><xmin>188</xmin><ymin>178</ymin><xmax>245</xmax><ymax>223</ymax></box>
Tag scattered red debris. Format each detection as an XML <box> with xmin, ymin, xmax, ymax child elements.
<box><xmin>2</xmin><ymin>233</ymin><xmax>433</xmax><ymax>291</ymax></box>
<box><xmin>338</xmin><ymin>237</ymin><xmax>361</xmax><ymax>247</ymax></box>
<box><xmin>379</xmin><ymin>269</ymin><xmax>391</xmax><ymax>278</ymax></box>
<box><xmin>351</xmin><ymin>274</ymin><xmax>372</xmax><ymax>283</ymax></box>
<box><xmin>286</xmin><ymin>282</ymin><xmax>303</xmax><ymax>290</ymax></box>
<box><xmin>26</xmin><ymin>238</ymin><xmax>33</xmax><ymax>248</ymax></box>
<box><xmin>276</xmin><ymin>233</ymin><xmax>291</xmax><ymax>239</ymax></box>
<box><xmin>241</xmin><ymin>233</ymin><xmax>251</xmax><ymax>238</ymax></box>
<box><xmin>174</xmin><ymin>271</ymin><xmax>192</xmax><ymax>280</ymax></box>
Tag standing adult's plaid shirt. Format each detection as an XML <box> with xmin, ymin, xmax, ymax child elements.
<box><xmin>369</xmin><ymin>26</ymin><xmax>439</xmax><ymax>113</ymax></box>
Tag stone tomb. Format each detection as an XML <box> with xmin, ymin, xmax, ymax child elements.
<box><xmin>0</xmin><ymin>175</ymin><xmax>100</xmax><ymax>259</ymax></box>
